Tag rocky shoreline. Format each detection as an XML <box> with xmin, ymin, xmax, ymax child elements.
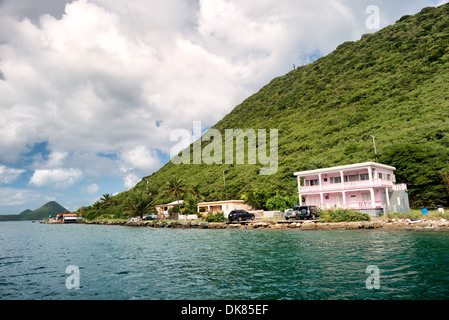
<box><xmin>67</xmin><ymin>217</ymin><xmax>449</xmax><ymax>231</ymax></box>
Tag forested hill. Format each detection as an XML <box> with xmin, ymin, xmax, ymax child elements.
<box><xmin>0</xmin><ymin>201</ymin><xmax>69</xmax><ymax>221</ymax></box>
<box><xmin>84</xmin><ymin>4</ymin><xmax>449</xmax><ymax>218</ymax></box>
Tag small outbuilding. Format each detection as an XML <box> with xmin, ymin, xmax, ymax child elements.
<box><xmin>56</xmin><ymin>213</ymin><xmax>82</xmax><ymax>223</ymax></box>
<box><xmin>155</xmin><ymin>200</ymin><xmax>184</xmax><ymax>217</ymax></box>
<box><xmin>197</xmin><ymin>200</ymin><xmax>252</xmax><ymax>216</ymax></box>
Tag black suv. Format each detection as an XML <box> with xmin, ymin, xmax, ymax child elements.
<box><xmin>228</xmin><ymin>210</ymin><xmax>255</xmax><ymax>222</ymax></box>
<box><xmin>284</xmin><ymin>206</ymin><xmax>320</xmax><ymax>220</ymax></box>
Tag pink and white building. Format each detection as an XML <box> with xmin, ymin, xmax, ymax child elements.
<box><xmin>294</xmin><ymin>162</ymin><xmax>410</xmax><ymax>216</ymax></box>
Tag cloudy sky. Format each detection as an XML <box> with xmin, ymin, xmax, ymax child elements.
<box><xmin>0</xmin><ymin>0</ymin><xmax>447</xmax><ymax>214</ymax></box>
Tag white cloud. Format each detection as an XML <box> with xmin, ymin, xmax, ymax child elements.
<box><xmin>0</xmin><ymin>0</ymin><xmax>440</xmax><ymax>210</ymax></box>
<box><xmin>46</xmin><ymin>151</ymin><xmax>68</xmax><ymax>168</ymax></box>
<box><xmin>0</xmin><ymin>165</ymin><xmax>25</xmax><ymax>184</ymax></box>
<box><xmin>82</xmin><ymin>183</ymin><xmax>99</xmax><ymax>195</ymax></box>
<box><xmin>30</xmin><ymin>150</ymin><xmax>68</xmax><ymax>169</ymax></box>
<box><xmin>124</xmin><ymin>173</ymin><xmax>140</xmax><ymax>190</ymax></box>
<box><xmin>120</xmin><ymin>145</ymin><xmax>161</xmax><ymax>172</ymax></box>
<box><xmin>29</xmin><ymin>168</ymin><xmax>83</xmax><ymax>189</ymax></box>
<box><xmin>0</xmin><ymin>188</ymin><xmax>51</xmax><ymax>207</ymax></box>
<box><xmin>0</xmin><ymin>0</ymin><xmax>360</xmax><ymax>168</ymax></box>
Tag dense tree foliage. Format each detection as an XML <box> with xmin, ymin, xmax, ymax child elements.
<box><xmin>380</xmin><ymin>144</ymin><xmax>449</xmax><ymax>207</ymax></box>
<box><xmin>80</xmin><ymin>5</ymin><xmax>449</xmax><ymax>219</ymax></box>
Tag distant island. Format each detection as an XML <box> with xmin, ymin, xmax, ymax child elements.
<box><xmin>0</xmin><ymin>201</ymin><xmax>69</xmax><ymax>221</ymax></box>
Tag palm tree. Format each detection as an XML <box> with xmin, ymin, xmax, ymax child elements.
<box><xmin>188</xmin><ymin>184</ymin><xmax>205</xmax><ymax>202</ymax></box>
<box><xmin>242</xmin><ymin>190</ymin><xmax>261</xmax><ymax>210</ymax></box>
<box><xmin>100</xmin><ymin>193</ymin><xmax>115</xmax><ymax>207</ymax></box>
<box><xmin>185</xmin><ymin>184</ymin><xmax>205</xmax><ymax>218</ymax></box>
<box><xmin>92</xmin><ymin>200</ymin><xmax>102</xmax><ymax>211</ymax></box>
<box><xmin>126</xmin><ymin>192</ymin><xmax>153</xmax><ymax>220</ymax></box>
<box><xmin>161</xmin><ymin>176</ymin><xmax>186</xmax><ymax>220</ymax></box>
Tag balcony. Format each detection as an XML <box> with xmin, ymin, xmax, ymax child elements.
<box><xmin>309</xmin><ymin>201</ymin><xmax>385</xmax><ymax>210</ymax></box>
<box><xmin>299</xmin><ymin>179</ymin><xmax>395</xmax><ymax>193</ymax></box>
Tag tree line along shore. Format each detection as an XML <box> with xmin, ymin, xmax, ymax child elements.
<box><xmin>44</xmin><ymin>216</ymin><xmax>449</xmax><ymax>231</ymax></box>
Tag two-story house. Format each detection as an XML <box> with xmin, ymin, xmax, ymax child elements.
<box><xmin>294</xmin><ymin>162</ymin><xmax>410</xmax><ymax>216</ymax></box>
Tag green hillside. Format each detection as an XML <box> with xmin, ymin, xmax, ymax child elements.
<box><xmin>80</xmin><ymin>5</ymin><xmax>449</xmax><ymax>220</ymax></box>
<box><xmin>0</xmin><ymin>201</ymin><xmax>69</xmax><ymax>221</ymax></box>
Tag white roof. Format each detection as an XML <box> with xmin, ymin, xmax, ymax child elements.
<box><xmin>294</xmin><ymin>162</ymin><xmax>396</xmax><ymax>177</ymax></box>
<box><xmin>156</xmin><ymin>200</ymin><xmax>184</xmax><ymax>207</ymax></box>
<box><xmin>197</xmin><ymin>200</ymin><xmax>245</xmax><ymax>206</ymax></box>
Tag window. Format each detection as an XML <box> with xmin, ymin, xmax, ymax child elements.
<box><xmin>360</xmin><ymin>173</ymin><xmax>369</xmax><ymax>181</ymax></box>
<box><xmin>387</xmin><ymin>174</ymin><xmax>391</xmax><ymax>180</ymax></box>
<box><xmin>306</xmin><ymin>179</ymin><xmax>319</xmax><ymax>186</ymax></box>
<box><xmin>348</xmin><ymin>174</ymin><xmax>359</xmax><ymax>182</ymax></box>
<box><xmin>330</xmin><ymin>176</ymin><xmax>342</xmax><ymax>184</ymax></box>
<box><xmin>378</xmin><ymin>173</ymin><xmax>383</xmax><ymax>179</ymax></box>
<box><xmin>362</xmin><ymin>193</ymin><xmax>371</xmax><ymax>201</ymax></box>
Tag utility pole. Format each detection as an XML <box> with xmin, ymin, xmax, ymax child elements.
<box><xmin>222</xmin><ymin>169</ymin><xmax>226</xmax><ymax>188</ymax></box>
<box><xmin>370</xmin><ymin>135</ymin><xmax>378</xmax><ymax>162</ymax></box>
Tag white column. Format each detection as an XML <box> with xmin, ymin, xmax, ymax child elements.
<box><xmin>340</xmin><ymin>171</ymin><xmax>345</xmax><ymax>190</ymax></box>
<box><xmin>385</xmin><ymin>188</ymin><xmax>390</xmax><ymax>206</ymax></box>
<box><xmin>318</xmin><ymin>173</ymin><xmax>322</xmax><ymax>191</ymax></box>
<box><xmin>370</xmin><ymin>189</ymin><xmax>375</xmax><ymax>208</ymax></box>
<box><xmin>320</xmin><ymin>193</ymin><xmax>324</xmax><ymax>207</ymax></box>
<box><xmin>297</xmin><ymin>176</ymin><xmax>302</xmax><ymax>206</ymax></box>
<box><xmin>368</xmin><ymin>167</ymin><xmax>373</xmax><ymax>186</ymax></box>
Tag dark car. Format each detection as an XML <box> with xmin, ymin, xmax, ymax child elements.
<box><xmin>284</xmin><ymin>206</ymin><xmax>320</xmax><ymax>220</ymax></box>
<box><xmin>228</xmin><ymin>210</ymin><xmax>255</xmax><ymax>222</ymax></box>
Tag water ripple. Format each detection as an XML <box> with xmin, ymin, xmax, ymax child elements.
<box><xmin>2</xmin><ymin>223</ymin><xmax>449</xmax><ymax>300</ymax></box>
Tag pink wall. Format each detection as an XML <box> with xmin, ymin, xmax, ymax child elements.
<box><xmin>305</xmin><ymin>189</ymin><xmax>387</xmax><ymax>209</ymax></box>
<box><xmin>303</xmin><ymin>168</ymin><xmax>394</xmax><ymax>187</ymax></box>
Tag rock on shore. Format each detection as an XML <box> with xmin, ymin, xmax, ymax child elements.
<box><xmin>75</xmin><ymin>218</ymin><xmax>449</xmax><ymax>231</ymax></box>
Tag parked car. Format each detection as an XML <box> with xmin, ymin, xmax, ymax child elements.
<box><xmin>284</xmin><ymin>206</ymin><xmax>320</xmax><ymax>220</ymax></box>
<box><xmin>143</xmin><ymin>213</ymin><xmax>158</xmax><ymax>220</ymax></box>
<box><xmin>228</xmin><ymin>210</ymin><xmax>255</xmax><ymax>222</ymax></box>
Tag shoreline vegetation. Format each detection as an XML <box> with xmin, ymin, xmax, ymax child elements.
<box><xmin>43</xmin><ymin>216</ymin><xmax>449</xmax><ymax>231</ymax></box>
<box><xmin>41</xmin><ymin>206</ymin><xmax>449</xmax><ymax>231</ymax></box>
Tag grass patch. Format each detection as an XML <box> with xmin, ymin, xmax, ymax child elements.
<box><xmin>320</xmin><ymin>209</ymin><xmax>371</xmax><ymax>222</ymax></box>
<box><xmin>387</xmin><ymin>208</ymin><xmax>449</xmax><ymax>220</ymax></box>
<box><xmin>203</xmin><ymin>211</ymin><xmax>228</xmax><ymax>222</ymax></box>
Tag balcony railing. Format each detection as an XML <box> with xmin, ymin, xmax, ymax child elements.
<box><xmin>392</xmin><ymin>183</ymin><xmax>408</xmax><ymax>191</ymax></box>
<box><xmin>309</xmin><ymin>202</ymin><xmax>385</xmax><ymax>210</ymax></box>
<box><xmin>300</xmin><ymin>179</ymin><xmax>395</xmax><ymax>193</ymax></box>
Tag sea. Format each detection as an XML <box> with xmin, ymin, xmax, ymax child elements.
<box><xmin>1</xmin><ymin>221</ymin><xmax>449</xmax><ymax>301</ymax></box>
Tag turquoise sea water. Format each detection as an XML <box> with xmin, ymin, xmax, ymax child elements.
<box><xmin>1</xmin><ymin>221</ymin><xmax>449</xmax><ymax>300</ymax></box>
